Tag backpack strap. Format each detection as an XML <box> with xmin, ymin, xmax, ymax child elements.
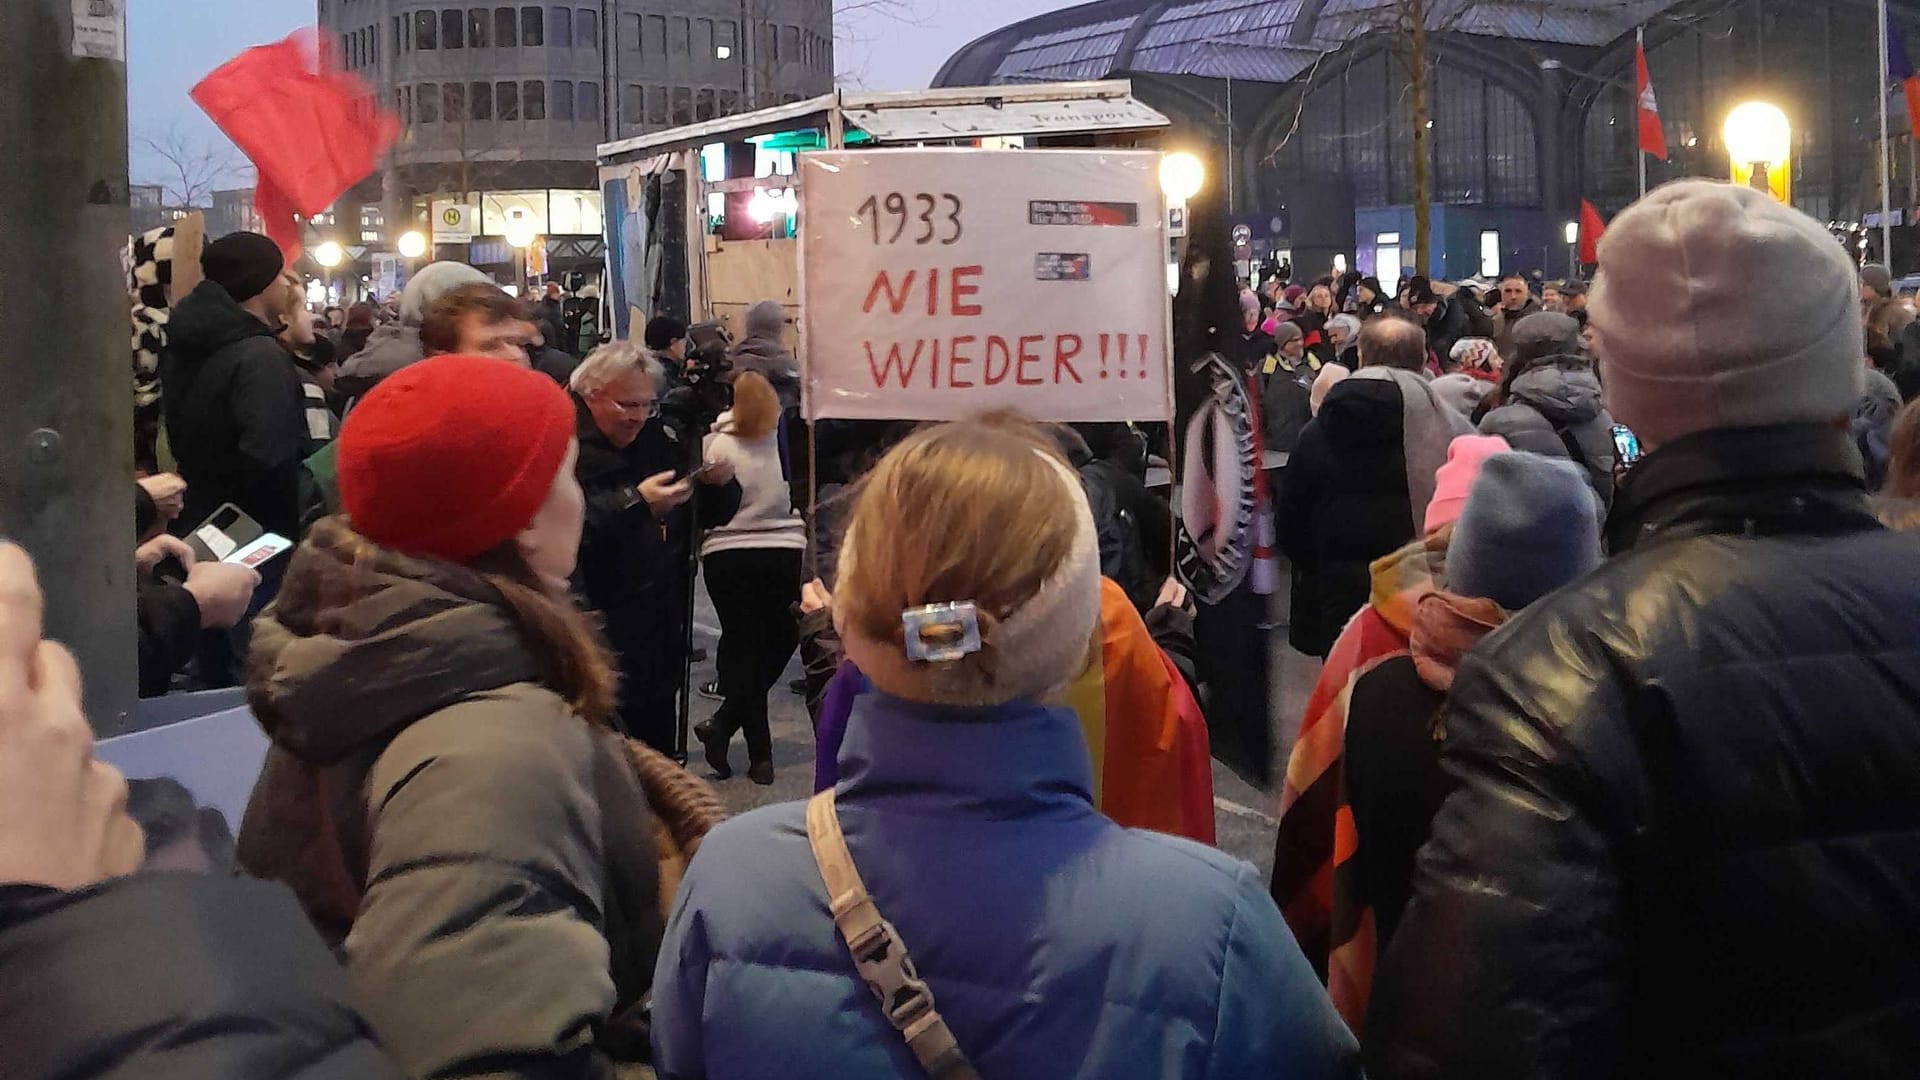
<box><xmin>1554</xmin><ymin>424</ymin><xmax>1590</xmax><ymax>471</ymax></box>
<box><xmin>806</xmin><ymin>790</ymin><xmax>982</xmax><ymax>1080</ymax></box>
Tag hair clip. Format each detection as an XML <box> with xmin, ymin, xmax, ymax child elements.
<box><xmin>901</xmin><ymin>602</ymin><xmax>982</xmax><ymax>663</ymax></box>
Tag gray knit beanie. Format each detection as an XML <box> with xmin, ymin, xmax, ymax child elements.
<box><xmin>1446</xmin><ymin>453</ymin><xmax>1602</xmax><ymax>611</ymax></box>
<box><xmin>1588</xmin><ymin>181</ymin><xmax>1863</xmax><ymax>446</ymax></box>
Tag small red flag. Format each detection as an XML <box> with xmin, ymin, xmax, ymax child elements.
<box><xmin>191</xmin><ymin>30</ymin><xmax>398</xmax><ymax>263</ymax></box>
<box><xmin>1579</xmin><ymin>200</ymin><xmax>1606</xmax><ymax>266</ymax></box>
<box><xmin>1635</xmin><ymin>42</ymin><xmax>1667</xmax><ymax>162</ymax></box>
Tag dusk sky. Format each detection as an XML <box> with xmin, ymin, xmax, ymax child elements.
<box><xmin>127</xmin><ymin>0</ymin><xmax>1057</xmax><ymax>187</ymax></box>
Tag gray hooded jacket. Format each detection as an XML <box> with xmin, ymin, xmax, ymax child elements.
<box><xmin>1479</xmin><ymin>359</ymin><xmax>1616</xmax><ymax>505</ymax></box>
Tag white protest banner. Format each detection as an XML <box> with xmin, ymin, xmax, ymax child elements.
<box><xmin>800</xmin><ymin>149</ymin><xmax>1171</xmax><ymax>422</ymax></box>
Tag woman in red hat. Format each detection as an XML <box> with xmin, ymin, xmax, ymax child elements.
<box><xmin>235</xmin><ymin>354</ymin><xmax>719</xmax><ymax>1078</ymax></box>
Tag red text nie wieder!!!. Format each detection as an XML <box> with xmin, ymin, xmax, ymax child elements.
<box><xmin>859</xmin><ymin>265</ymin><xmax>1152</xmax><ymax>389</ymax></box>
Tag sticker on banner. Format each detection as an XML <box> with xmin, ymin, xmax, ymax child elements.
<box><xmin>1029</xmin><ymin>200</ymin><xmax>1139</xmax><ymax>227</ymax></box>
<box><xmin>1035</xmin><ymin>253</ymin><xmax>1091</xmax><ymax>282</ymax></box>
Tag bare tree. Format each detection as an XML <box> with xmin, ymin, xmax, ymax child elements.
<box><xmin>832</xmin><ymin>0</ymin><xmax>927</xmax><ymax>90</ymax></box>
<box><xmin>134</xmin><ymin>123</ymin><xmax>249</xmax><ymax>207</ymax></box>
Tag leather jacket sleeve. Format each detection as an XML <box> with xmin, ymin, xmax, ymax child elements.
<box><xmin>1363</xmin><ymin>624</ymin><xmax>1634</xmax><ymax>1080</ymax></box>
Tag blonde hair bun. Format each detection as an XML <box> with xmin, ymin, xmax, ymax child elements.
<box><xmin>835</xmin><ymin>417</ymin><xmax>1101</xmax><ymax>707</ymax></box>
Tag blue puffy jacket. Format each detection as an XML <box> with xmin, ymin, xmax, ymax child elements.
<box><xmin>652</xmin><ymin>691</ymin><xmax>1359</xmax><ymax>1079</ymax></box>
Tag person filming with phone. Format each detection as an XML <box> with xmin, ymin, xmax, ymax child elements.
<box><xmin>570</xmin><ymin>342</ymin><xmax>740</xmax><ymax>752</ymax></box>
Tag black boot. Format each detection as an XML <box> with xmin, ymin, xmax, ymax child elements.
<box><xmin>693</xmin><ymin>721</ymin><xmax>732</xmax><ymax>780</ymax></box>
<box><xmin>747</xmin><ymin>760</ymin><xmax>775</xmax><ymax>786</ymax></box>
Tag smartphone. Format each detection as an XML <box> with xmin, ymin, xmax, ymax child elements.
<box><xmin>225</xmin><ymin>532</ymin><xmax>293</xmax><ymax>569</ymax></box>
<box><xmin>184</xmin><ymin>503</ymin><xmax>265</xmax><ymax>564</ymax></box>
<box><xmin>1611</xmin><ymin>424</ymin><xmax>1642</xmax><ymax>469</ymax></box>
<box><xmin>679</xmin><ymin>461</ymin><xmax>722</xmax><ymax>483</ymax></box>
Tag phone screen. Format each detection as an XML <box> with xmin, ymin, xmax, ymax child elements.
<box><xmin>1611</xmin><ymin>424</ymin><xmax>1642</xmax><ymax>468</ymax></box>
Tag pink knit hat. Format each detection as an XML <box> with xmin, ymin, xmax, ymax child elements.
<box><xmin>1425</xmin><ymin>434</ymin><xmax>1510</xmax><ymax>532</ymax></box>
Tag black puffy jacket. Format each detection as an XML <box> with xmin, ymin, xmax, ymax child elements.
<box><xmin>0</xmin><ymin>874</ymin><xmax>400</xmax><ymax>1079</ymax></box>
<box><xmin>160</xmin><ymin>280</ymin><xmax>307</xmax><ymax>541</ymax></box>
<box><xmin>1365</xmin><ymin>424</ymin><xmax>1920</xmax><ymax>1079</ymax></box>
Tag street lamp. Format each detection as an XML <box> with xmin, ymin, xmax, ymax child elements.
<box><xmin>313</xmin><ymin>241</ymin><xmax>343</xmax><ymax>269</ymax></box>
<box><xmin>505</xmin><ymin>211</ymin><xmax>537</xmax><ymax>294</ymax></box>
<box><xmin>1563</xmin><ymin>220</ymin><xmax>1579</xmax><ymax>279</ymax></box>
<box><xmin>1159</xmin><ymin>151</ymin><xmax>1205</xmax><ymax>204</ymax></box>
<box><xmin>1723</xmin><ymin>101</ymin><xmax>1791</xmax><ymax>200</ymax></box>
<box><xmin>396</xmin><ymin>230</ymin><xmax>428</xmax><ymax>259</ymax></box>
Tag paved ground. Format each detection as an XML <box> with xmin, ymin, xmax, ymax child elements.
<box><xmin>688</xmin><ymin>578</ymin><xmax>1322</xmax><ymax>881</ymax></box>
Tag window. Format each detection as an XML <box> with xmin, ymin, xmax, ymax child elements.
<box><xmin>646</xmin><ymin>15</ymin><xmax>666</xmax><ymax>60</ymax></box>
<box><xmin>645</xmin><ymin>85</ymin><xmax>668</xmax><ymax>125</ymax></box>
<box><xmin>471</xmin><ymin>81</ymin><xmax>493</xmax><ymax>120</ymax></box>
<box><xmin>718</xmin><ymin>88</ymin><xmax>739</xmax><ymax>115</ymax></box>
<box><xmin>415</xmin><ymin>10</ymin><xmax>436</xmax><ymax>49</ymax></box>
<box><xmin>670</xmin><ymin>85</ymin><xmax>693</xmax><ymax>124</ymax></box>
<box><xmin>622</xmin><ymin>84</ymin><xmax>643</xmax><ymax>122</ymax></box>
<box><xmin>404</xmin><ymin>11</ymin><xmax>413</xmax><ymax>50</ymax></box>
<box><xmin>371</xmin><ymin>26</ymin><xmax>380</xmax><ymax>63</ymax></box>
<box><xmin>716</xmin><ymin>21</ymin><xmax>736</xmax><ymax>59</ymax></box>
<box><xmin>577</xmin><ymin>82</ymin><xmax>600</xmax><ymax>123</ymax></box>
<box><xmin>767</xmin><ymin>23</ymin><xmax>778</xmax><ymax>61</ymax></box>
<box><xmin>418</xmin><ymin>82</ymin><xmax>439</xmax><ymax>122</ymax></box>
<box><xmin>398</xmin><ymin>86</ymin><xmax>411</xmax><ymax>124</ymax></box>
<box><xmin>469</xmin><ymin>8</ymin><xmax>489</xmax><ymax>47</ymax></box>
<box><xmin>694</xmin><ymin>87</ymin><xmax>715</xmax><ymax>121</ymax></box>
<box><xmin>577</xmin><ymin>9</ymin><xmax>597</xmax><ymax>50</ymax></box>
<box><xmin>554</xmin><ymin>79</ymin><xmax>575</xmax><ymax>120</ymax></box>
<box><xmin>697</xmin><ymin>19</ymin><xmax>713</xmax><ymax>60</ymax></box>
<box><xmin>1374</xmin><ymin>232</ymin><xmax>1401</xmax><ymax>285</ymax></box>
<box><xmin>524</xmin><ymin>79</ymin><xmax>546</xmax><ymax>120</ymax></box>
<box><xmin>521</xmin><ymin>6</ymin><xmax>543</xmax><ymax>46</ymax></box>
<box><xmin>497</xmin><ymin>80</ymin><xmax>520</xmax><ymax>120</ymax></box>
<box><xmin>670</xmin><ymin>16</ymin><xmax>689</xmax><ymax>55</ymax></box>
<box><xmin>443</xmin><ymin>82</ymin><xmax>465</xmax><ymax>122</ymax></box>
<box><xmin>392</xmin><ymin>16</ymin><xmax>403</xmax><ymax>54</ymax></box>
<box><xmin>781</xmin><ymin>26</ymin><xmax>798</xmax><ymax>64</ymax></box>
<box><xmin>442</xmin><ymin>9</ymin><xmax>464</xmax><ymax>48</ymax></box>
<box><xmin>495</xmin><ymin>6</ymin><xmax>516</xmax><ymax>46</ymax></box>
<box><xmin>623</xmin><ymin>13</ymin><xmax>640</xmax><ymax>50</ymax></box>
<box><xmin>549</xmin><ymin>6</ymin><xmax>571</xmax><ymax>47</ymax></box>
<box><xmin>1479</xmin><ymin>230</ymin><xmax>1501</xmax><ymax>278</ymax></box>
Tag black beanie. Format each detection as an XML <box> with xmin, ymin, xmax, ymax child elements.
<box><xmin>644</xmin><ymin>315</ymin><xmax>688</xmax><ymax>351</ymax></box>
<box><xmin>201</xmin><ymin>232</ymin><xmax>285</xmax><ymax>303</ymax></box>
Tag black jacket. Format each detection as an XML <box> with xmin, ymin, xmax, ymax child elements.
<box><xmin>1278</xmin><ymin>378</ymin><xmax>1419</xmax><ymax>656</ymax></box>
<box><xmin>536</xmin><ymin>297</ymin><xmax>569</xmax><ymax>358</ymax></box>
<box><xmin>0</xmin><ymin>874</ymin><xmax>399</xmax><ymax>1079</ymax></box>
<box><xmin>161</xmin><ymin>280</ymin><xmax>307</xmax><ymax>540</ymax></box>
<box><xmin>572</xmin><ymin>396</ymin><xmax>740</xmax><ymax>746</ymax></box>
<box><xmin>137</xmin><ymin>578</ymin><xmax>199</xmax><ymax>697</ymax></box>
<box><xmin>1421</xmin><ymin>298</ymin><xmax>1477</xmax><ymax>367</ymax></box>
<box><xmin>1365</xmin><ymin>424</ymin><xmax>1920</xmax><ymax>1079</ymax></box>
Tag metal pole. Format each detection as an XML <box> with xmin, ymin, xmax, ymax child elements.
<box><xmin>1881</xmin><ymin>0</ymin><xmax>1894</xmax><ymax>266</ymax></box>
<box><xmin>1636</xmin><ymin>26</ymin><xmax>1648</xmax><ymax>199</ymax></box>
<box><xmin>0</xmin><ymin>0</ymin><xmax>136</xmax><ymax>733</ymax></box>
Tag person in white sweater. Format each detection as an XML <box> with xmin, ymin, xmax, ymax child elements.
<box><xmin>695</xmin><ymin>372</ymin><xmax>806</xmax><ymax>784</ymax></box>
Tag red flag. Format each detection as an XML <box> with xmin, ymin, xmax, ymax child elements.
<box><xmin>1579</xmin><ymin>200</ymin><xmax>1606</xmax><ymax>266</ymax></box>
<box><xmin>1635</xmin><ymin>42</ymin><xmax>1667</xmax><ymax>161</ymax></box>
<box><xmin>191</xmin><ymin>30</ymin><xmax>397</xmax><ymax>263</ymax></box>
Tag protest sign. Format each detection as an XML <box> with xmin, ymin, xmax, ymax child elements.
<box><xmin>800</xmin><ymin>149</ymin><xmax>1171</xmax><ymax>421</ymax></box>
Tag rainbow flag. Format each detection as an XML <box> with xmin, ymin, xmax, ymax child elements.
<box><xmin>1891</xmin><ymin>10</ymin><xmax>1920</xmax><ymax>142</ymax></box>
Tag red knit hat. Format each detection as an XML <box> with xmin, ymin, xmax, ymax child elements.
<box><xmin>337</xmin><ymin>355</ymin><xmax>576</xmax><ymax>564</ymax></box>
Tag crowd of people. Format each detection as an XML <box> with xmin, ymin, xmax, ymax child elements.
<box><xmin>2</xmin><ymin>176</ymin><xmax>1919</xmax><ymax>1079</ymax></box>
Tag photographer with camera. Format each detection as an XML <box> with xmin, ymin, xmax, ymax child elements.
<box><xmin>570</xmin><ymin>342</ymin><xmax>740</xmax><ymax>752</ymax></box>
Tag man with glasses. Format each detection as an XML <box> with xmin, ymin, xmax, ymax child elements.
<box><xmin>570</xmin><ymin>343</ymin><xmax>739</xmax><ymax>753</ymax></box>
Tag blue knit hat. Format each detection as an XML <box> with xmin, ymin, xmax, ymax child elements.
<box><xmin>1445</xmin><ymin>453</ymin><xmax>1602</xmax><ymax>610</ymax></box>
